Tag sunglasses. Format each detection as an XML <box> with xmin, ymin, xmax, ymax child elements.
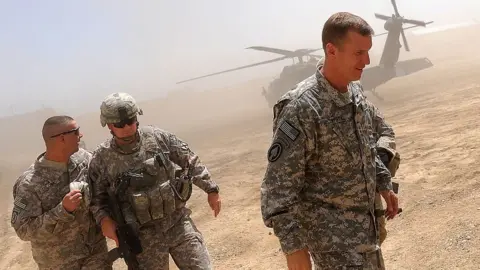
<box><xmin>113</xmin><ymin>117</ymin><xmax>137</xmax><ymax>128</ymax></box>
<box><xmin>50</xmin><ymin>126</ymin><xmax>80</xmax><ymax>138</ymax></box>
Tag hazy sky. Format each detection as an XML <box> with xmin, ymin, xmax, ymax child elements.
<box><xmin>0</xmin><ymin>0</ymin><xmax>476</xmax><ymax>117</ymax></box>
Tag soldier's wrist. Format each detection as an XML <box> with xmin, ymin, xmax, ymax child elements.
<box><xmin>279</xmin><ymin>233</ymin><xmax>305</xmax><ymax>255</ymax></box>
<box><xmin>206</xmin><ymin>186</ymin><xmax>219</xmax><ymax>194</ymax></box>
<box><xmin>100</xmin><ymin>216</ymin><xmax>113</xmax><ymax>225</ymax></box>
<box><xmin>57</xmin><ymin>202</ymin><xmax>75</xmax><ymax>221</ymax></box>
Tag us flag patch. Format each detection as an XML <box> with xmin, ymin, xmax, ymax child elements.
<box><xmin>279</xmin><ymin>121</ymin><xmax>299</xmax><ymax>141</ymax></box>
<box><xmin>14</xmin><ymin>197</ymin><xmax>27</xmax><ymax>210</ymax></box>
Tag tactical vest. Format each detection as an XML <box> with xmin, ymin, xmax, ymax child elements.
<box><xmin>106</xmin><ymin>126</ymin><xmax>191</xmax><ymax>226</ymax></box>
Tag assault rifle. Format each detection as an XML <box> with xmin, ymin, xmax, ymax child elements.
<box><xmin>107</xmin><ymin>171</ymin><xmax>143</xmax><ymax>270</ymax></box>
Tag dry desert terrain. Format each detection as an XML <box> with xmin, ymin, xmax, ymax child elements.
<box><xmin>1</xmin><ymin>25</ymin><xmax>480</xmax><ymax>269</ymax></box>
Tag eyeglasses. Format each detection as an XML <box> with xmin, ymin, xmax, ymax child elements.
<box><xmin>50</xmin><ymin>126</ymin><xmax>80</xmax><ymax>138</ymax></box>
<box><xmin>113</xmin><ymin>117</ymin><xmax>137</xmax><ymax>128</ymax></box>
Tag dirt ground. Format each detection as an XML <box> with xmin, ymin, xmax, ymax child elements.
<box><xmin>1</xmin><ymin>25</ymin><xmax>480</xmax><ymax>269</ymax></box>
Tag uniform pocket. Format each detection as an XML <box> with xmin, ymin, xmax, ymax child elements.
<box><xmin>159</xmin><ymin>181</ymin><xmax>176</xmax><ymax>215</ymax></box>
<box><xmin>147</xmin><ymin>186</ymin><xmax>164</xmax><ymax>220</ymax></box>
<box><xmin>130</xmin><ymin>191</ymin><xmax>152</xmax><ymax>225</ymax></box>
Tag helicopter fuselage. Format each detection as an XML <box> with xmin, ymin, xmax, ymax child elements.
<box><xmin>379</xmin><ymin>19</ymin><xmax>403</xmax><ymax>69</ymax></box>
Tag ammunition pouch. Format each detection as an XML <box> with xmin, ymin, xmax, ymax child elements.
<box><xmin>126</xmin><ymin>152</ymin><xmax>193</xmax><ymax>226</ymax></box>
<box><xmin>123</xmin><ymin>157</ymin><xmax>171</xmax><ymax>225</ymax></box>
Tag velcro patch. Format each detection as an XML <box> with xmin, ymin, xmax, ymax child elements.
<box><xmin>14</xmin><ymin>197</ymin><xmax>27</xmax><ymax>210</ymax></box>
<box><xmin>267</xmin><ymin>142</ymin><xmax>283</xmax><ymax>162</ymax></box>
<box><xmin>11</xmin><ymin>209</ymin><xmax>19</xmax><ymax>224</ymax></box>
<box><xmin>279</xmin><ymin>121</ymin><xmax>300</xmax><ymax>141</ymax></box>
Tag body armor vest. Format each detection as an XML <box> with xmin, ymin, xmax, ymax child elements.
<box><xmin>105</xmin><ymin>126</ymin><xmax>192</xmax><ymax>227</ymax></box>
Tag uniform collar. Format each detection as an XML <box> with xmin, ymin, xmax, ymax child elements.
<box><xmin>111</xmin><ymin>130</ymin><xmax>142</xmax><ymax>154</ymax></box>
<box><xmin>34</xmin><ymin>152</ymin><xmax>78</xmax><ymax>173</ymax></box>
<box><xmin>315</xmin><ymin>64</ymin><xmax>353</xmax><ymax>108</ymax></box>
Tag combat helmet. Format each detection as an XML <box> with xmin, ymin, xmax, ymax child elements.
<box><xmin>100</xmin><ymin>92</ymin><xmax>143</xmax><ymax>127</ymax></box>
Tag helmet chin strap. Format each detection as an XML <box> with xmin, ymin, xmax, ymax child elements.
<box><xmin>110</xmin><ymin>122</ymin><xmax>140</xmax><ymax>143</ymax></box>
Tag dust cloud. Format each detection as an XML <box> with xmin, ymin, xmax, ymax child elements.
<box><xmin>1</xmin><ymin>23</ymin><xmax>480</xmax><ymax>270</ymax></box>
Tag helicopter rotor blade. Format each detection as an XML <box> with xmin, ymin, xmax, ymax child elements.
<box><xmin>402</xmin><ymin>18</ymin><xmax>428</xmax><ymax>27</ymax></box>
<box><xmin>246</xmin><ymin>46</ymin><xmax>297</xmax><ymax>56</ymax></box>
<box><xmin>176</xmin><ymin>56</ymin><xmax>288</xmax><ymax>84</ymax></box>
<box><xmin>372</xmin><ymin>21</ymin><xmax>434</xmax><ymax>37</ymax></box>
<box><xmin>400</xmin><ymin>28</ymin><xmax>410</xmax><ymax>51</ymax></box>
<box><xmin>391</xmin><ymin>0</ymin><xmax>400</xmax><ymax>17</ymax></box>
<box><xmin>374</xmin><ymin>13</ymin><xmax>391</xmax><ymax>21</ymax></box>
<box><xmin>246</xmin><ymin>46</ymin><xmax>323</xmax><ymax>58</ymax></box>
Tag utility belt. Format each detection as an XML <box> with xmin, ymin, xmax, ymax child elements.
<box><xmin>118</xmin><ymin>152</ymin><xmax>193</xmax><ymax>226</ymax></box>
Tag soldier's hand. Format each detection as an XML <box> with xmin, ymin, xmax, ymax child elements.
<box><xmin>285</xmin><ymin>248</ymin><xmax>312</xmax><ymax>270</ymax></box>
<box><xmin>380</xmin><ymin>190</ymin><xmax>399</xmax><ymax>220</ymax></box>
<box><xmin>207</xmin><ymin>192</ymin><xmax>221</xmax><ymax>217</ymax></box>
<box><xmin>101</xmin><ymin>217</ymin><xmax>119</xmax><ymax>246</ymax></box>
<box><xmin>62</xmin><ymin>190</ymin><xmax>82</xmax><ymax>213</ymax></box>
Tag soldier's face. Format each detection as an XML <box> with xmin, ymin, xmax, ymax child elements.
<box><xmin>330</xmin><ymin>31</ymin><xmax>372</xmax><ymax>81</ymax></box>
<box><xmin>58</xmin><ymin>121</ymin><xmax>82</xmax><ymax>155</ymax></box>
<box><xmin>108</xmin><ymin>117</ymin><xmax>138</xmax><ymax>139</ymax></box>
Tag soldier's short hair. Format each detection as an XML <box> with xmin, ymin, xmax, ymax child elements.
<box><xmin>42</xmin><ymin>115</ymin><xmax>75</xmax><ymax>141</ymax></box>
<box><xmin>322</xmin><ymin>12</ymin><xmax>374</xmax><ymax>50</ymax></box>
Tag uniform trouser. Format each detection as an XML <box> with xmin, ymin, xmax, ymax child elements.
<box><xmin>375</xmin><ymin>192</ymin><xmax>387</xmax><ymax>245</ymax></box>
<box><xmin>37</xmin><ymin>236</ymin><xmax>112</xmax><ymax>270</ymax></box>
<box><xmin>308</xmin><ymin>209</ymin><xmax>385</xmax><ymax>269</ymax></box>
<box><xmin>136</xmin><ymin>215</ymin><xmax>212</xmax><ymax>270</ymax></box>
<box><xmin>312</xmin><ymin>249</ymin><xmax>386</xmax><ymax>270</ymax></box>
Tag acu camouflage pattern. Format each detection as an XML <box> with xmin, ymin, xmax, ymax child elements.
<box><xmin>100</xmin><ymin>92</ymin><xmax>143</xmax><ymax>127</ymax></box>
<box><xmin>88</xmin><ymin>125</ymin><xmax>217</xmax><ymax>269</ymax></box>
<box><xmin>135</xmin><ymin>215</ymin><xmax>212</xmax><ymax>270</ymax></box>
<box><xmin>261</xmin><ymin>66</ymin><xmax>395</xmax><ymax>269</ymax></box>
<box><xmin>11</xmin><ymin>148</ymin><xmax>111</xmax><ymax>270</ymax></box>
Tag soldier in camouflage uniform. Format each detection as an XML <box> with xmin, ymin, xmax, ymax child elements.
<box><xmin>314</xmin><ymin>54</ymin><xmax>402</xmax><ymax>246</ymax></box>
<box><xmin>88</xmin><ymin>92</ymin><xmax>221</xmax><ymax>270</ymax></box>
<box><xmin>10</xmin><ymin>115</ymin><xmax>111</xmax><ymax>270</ymax></box>
<box><xmin>260</xmin><ymin>12</ymin><xmax>400</xmax><ymax>270</ymax></box>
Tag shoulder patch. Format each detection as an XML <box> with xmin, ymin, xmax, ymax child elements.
<box><xmin>11</xmin><ymin>197</ymin><xmax>28</xmax><ymax>224</ymax></box>
<box><xmin>267</xmin><ymin>142</ymin><xmax>283</xmax><ymax>162</ymax></box>
<box><xmin>279</xmin><ymin>120</ymin><xmax>300</xmax><ymax>141</ymax></box>
<box><xmin>11</xmin><ymin>209</ymin><xmax>19</xmax><ymax>224</ymax></box>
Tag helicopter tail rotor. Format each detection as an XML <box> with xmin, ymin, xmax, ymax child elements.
<box><xmin>375</xmin><ymin>0</ymin><xmax>430</xmax><ymax>52</ymax></box>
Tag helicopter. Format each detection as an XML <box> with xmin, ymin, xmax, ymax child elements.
<box><xmin>177</xmin><ymin>0</ymin><xmax>434</xmax><ymax>106</ymax></box>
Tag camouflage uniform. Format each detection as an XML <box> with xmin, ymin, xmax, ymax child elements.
<box><xmin>11</xmin><ymin>148</ymin><xmax>111</xmax><ymax>270</ymax></box>
<box><xmin>375</xmin><ymin>146</ymin><xmax>401</xmax><ymax>245</ymax></box>
<box><xmin>89</xmin><ymin>93</ymin><xmax>218</xmax><ymax>270</ymax></box>
<box><xmin>260</xmin><ymin>66</ymin><xmax>396</xmax><ymax>269</ymax></box>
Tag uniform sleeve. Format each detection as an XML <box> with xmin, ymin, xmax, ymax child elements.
<box><xmin>11</xmin><ymin>176</ymin><xmax>75</xmax><ymax>241</ymax></box>
<box><xmin>375</xmin><ymin>155</ymin><xmax>392</xmax><ymax>192</ymax></box>
<box><xmin>260</xmin><ymin>103</ymin><xmax>309</xmax><ymax>255</ymax></box>
<box><xmin>88</xmin><ymin>153</ymin><xmax>111</xmax><ymax>225</ymax></box>
<box><xmin>370</xmin><ymin>102</ymin><xmax>401</xmax><ymax>178</ymax></box>
<box><xmin>371</xmin><ymin>103</ymin><xmax>396</xmax><ymax>158</ymax></box>
<box><xmin>162</xmin><ymin>131</ymin><xmax>219</xmax><ymax>194</ymax></box>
